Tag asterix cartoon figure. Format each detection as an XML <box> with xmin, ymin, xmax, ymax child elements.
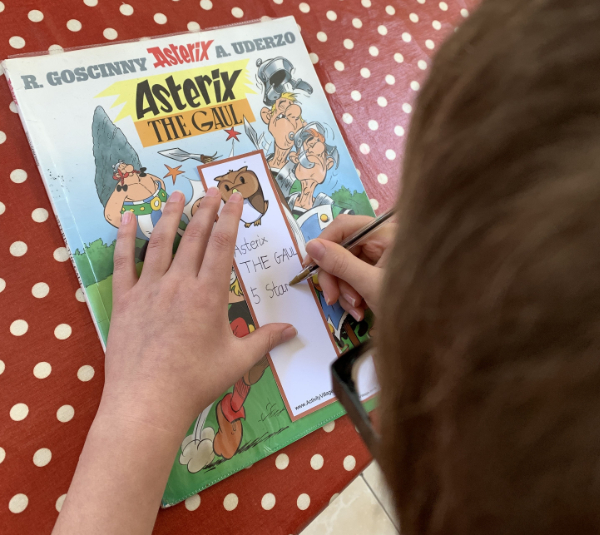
<box><xmin>213</xmin><ymin>270</ymin><xmax>271</xmax><ymax>460</ymax></box>
<box><xmin>213</xmin><ymin>359</ymin><xmax>270</xmax><ymax>460</ymax></box>
<box><xmin>180</xmin><ymin>269</ymin><xmax>272</xmax><ymax>468</ymax></box>
<box><xmin>286</xmin><ymin>122</ymin><xmax>352</xmax><ymax>242</ymax></box>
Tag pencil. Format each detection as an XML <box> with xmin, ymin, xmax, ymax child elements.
<box><xmin>289</xmin><ymin>209</ymin><xmax>395</xmax><ymax>286</ymax></box>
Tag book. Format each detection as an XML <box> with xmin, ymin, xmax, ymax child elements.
<box><xmin>2</xmin><ymin>16</ymin><xmax>378</xmax><ymax>506</ymax></box>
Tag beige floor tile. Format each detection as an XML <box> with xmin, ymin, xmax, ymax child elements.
<box><xmin>362</xmin><ymin>461</ymin><xmax>400</xmax><ymax>530</ymax></box>
<box><xmin>300</xmin><ymin>474</ymin><xmax>398</xmax><ymax>535</ymax></box>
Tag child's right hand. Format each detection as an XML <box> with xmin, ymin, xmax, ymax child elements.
<box><xmin>304</xmin><ymin>214</ymin><xmax>396</xmax><ymax>321</ymax></box>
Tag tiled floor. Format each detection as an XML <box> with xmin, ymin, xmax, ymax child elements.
<box><xmin>300</xmin><ymin>462</ymin><xmax>399</xmax><ymax>535</ymax></box>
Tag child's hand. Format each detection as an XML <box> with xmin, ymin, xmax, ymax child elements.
<box><xmin>303</xmin><ymin>214</ymin><xmax>396</xmax><ymax>321</ymax></box>
<box><xmin>101</xmin><ymin>188</ymin><xmax>297</xmax><ymax>437</ymax></box>
<box><xmin>54</xmin><ymin>188</ymin><xmax>297</xmax><ymax>535</ymax></box>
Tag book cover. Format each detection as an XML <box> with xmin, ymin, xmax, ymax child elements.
<box><xmin>3</xmin><ymin>16</ymin><xmax>377</xmax><ymax>506</ymax></box>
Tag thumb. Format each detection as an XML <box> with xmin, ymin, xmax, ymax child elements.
<box><xmin>305</xmin><ymin>238</ymin><xmax>378</xmax><ymax>302</ymax></box>
<box><xmin>241</xmin><ymin>323</ymin><xmax>297</xmax><ymax>362</ymax></box>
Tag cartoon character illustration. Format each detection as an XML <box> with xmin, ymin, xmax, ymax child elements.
<box><xmin>245</xmin><ymin>56</ymin><xmax>312</xmax><ymax>177</ymax></box>
<box><xmin>256</xmin><ymin>56</ymin><xmax>313</xmax><ymax>107</ymax></box>
<box><xmin>179</xmin><ymin>269</ymin><xmax>272</xmax><ymax>470</ymax></box>
<box><xmin>93</xmin><ymin>106</ymin><xmax>175</xmax><ymax>239</ymax></box>
<box><xmin>244</xmin><ymin>58</ymin><xmax>315</xmax><ymax>250</ymax></box>
<box><xmin>286</xmin><ymin>122</ymin><xmax>352</xmax><ymax>242</ymax></box>
<box><xmin>245</xmin><ymin>92</ymin><xmax>307</xmax><ymax>178</ymax></box>
<box><xmin>214</xmin><ymin>269</ymin><xmax>271</xmax><ymax>460</ymax></box>
<box><xmin>103</xmin><ymin>161</ymin><xmax>170</xmax><ymax>238</ymax></box>
<box><xmin>260</xmin><ymin>93</ymin><xmax>307</xmax><ymax>175</ymax></box>
<box><xmin>214</xmin><ymin>355</ymin><xmax>270</xmax><ymax>460</ymax></box>
<box><xmin>215</xmin><ymin>167</ymin><xmax>269</xmax><ymax>228</ymax></box>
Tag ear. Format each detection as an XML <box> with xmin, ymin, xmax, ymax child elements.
<box><xmin>326</xmin><ymin>157</ymin><xmax>334</xmax><ymax>170</ymax></box>
<box><xmin>260</xmin><ymin>107</ymin><xmax>271</xmax><ymax>125</ymax></box>
<box><xmin>289</xmin><ymin>152</ymin><xmax>299</xmax><ymax>165</ymax></box>
<box><xmin>238</xmin><ymin>166</ymin><xmax>248</xmax><ymax>172</ymax></box>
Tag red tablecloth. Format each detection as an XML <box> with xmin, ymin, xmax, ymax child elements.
<box><xmin>0</xmin><ymin>0</ymin><xmax>474</xmax><ymax>533</ymax></box>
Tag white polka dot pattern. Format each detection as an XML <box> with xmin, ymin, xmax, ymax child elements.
<box><xmin>9</xmin><ymin>494</ymin><xmax>28</xmax><ymax>513</ymax></box>
<box><xmin>33</xmin><ymin>362</ymin><xmax>52</xmax><ymax>379</ymax></box>
<box><xmin>261</xmin><ymin>492</ymin><xmax>276</xmax><ymax>510</ymax></box>
<box><xmin>185</xmin><ymin>494</ymin><xmax>201</xmax><ymax>511</ymax></box>
<box><xmin>67</xmin><ymin>19</ymin><xmax>82</xmax><ymax>32</ymax></box>
<box><xmin>10</xmin><ymin>169</ymin><xmax>27</xmax><ymax>183</ymax></box>
<box><xmin>77</xmin><ymin>365</ymin><xmax>95</xmax><ymax>382</ymax></box>
<box><xmin>56</xmin><ymin>405</ymin><xmax>75</xmax><ymax>423</ymax></box>
<box><xmin>55</xmin><ymin>494</ymin><xmax>67</xmax><ymax>512</ymax></box>
<box><xmin>10</xmin><ymin>319</ymin><xmax>28</xmax><ymax>336</ymax></box>
<box><xmin>275</xmin><ymin>453</ymin><xmax>289</xmax><ymax>469</ymax></box>
<box><xmin>54</xmin><ymin>324</ymin><xmax>72</xmax><ymax>340</ymax></box>
<box><xmin>223</xmin><ymin>493</ymin><xmax>238</xmax><ymax>511</ymax></box>
<box><xmin>32</xmin><ymin>282</ymin><xmax>50</xmax><ymax>298</ymax></box>
<box><xmin>297</xmin><ymin>493</ymin><xmax>310</xmax><ymax>510</ymax></box>
<box><xmin>10</xmin><ymin>241</ymin><xmax>27</xmax><ymax>257</ymax></box>
<box><xmin>33</xmin><ymin>448</ymin><xmax>52</xmax><ymax>467</ymax></box>
<box><xmin>343</xmin><ymin>455</ymin><xmax>357</xmax><ymax>471</ymax></box>
<box><xmin>310</xmin><ymin>454</ymin><xmax>324</xmax><ymax>470</ymax></box>
<box><xmin>31</xmin><ymin>208</ymin><xmax>49</xmax><ymax>222</ymax></box>
<box><xmin>28</xmin><ymin>10</ymin><xmax>44</xmax><ymax>22</ymax></box>
<box><xmin>53</xmin><ymin>247</ymin><xmax>69</xmax><ymax>262</ymax></box>
<box><xmin>10</xmin><ymin>403</ymin><xmax>29</xmax><ymax>421</ymax></box>
<box><xmin>120</xmin><ymin>4</ymin><xmax>134</xmax><ymax>16</ymax></box>
<box><xmin>104</xmin><ymin>28</ymin><xmax>118</xmax><ymax>40</ymax></box>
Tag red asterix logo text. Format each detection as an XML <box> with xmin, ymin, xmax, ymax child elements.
<box><xmin>146</xmin><ymin>40</ymin><xmax>214</xmax><ymax>69</ymax></box>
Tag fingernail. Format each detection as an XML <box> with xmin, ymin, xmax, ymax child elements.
<box><xmin>282</xmin><ymin>326</ymin><xmax>297</xmax><ymax>342</ymax></box>
<box><xmin>205</xmin><ymin>187</ymin><xmax>219</xmax><ymax>197</ymax></box>
<box><xmin>305</xmin><ymin>239</ymin><xmax>325</xmax><ymax>261</ymax></box>
<box><xmin>343</xmin><ymin>292</ymin><xmax>358</xmax><ymax>307</ymax></box>
<box><xmin>229</xmin><ymin>192</ymin><xmax>243</xmax><ymax>203</ymax></box>
<box><xmin>324</xmin><ymin>292</ymin><xmax>333</xmax><ymax>306</ymax></box>
<box><xmin>169</xmin><ymin>190</ymin><xmax>184</xmax><ymax>203</ymax></box>
<box><xmin>302</xmin><ymin>256</ymin><xmax>312</xmax><ymax>268</ymax></box>
<box><xmin>121</xmin><ymin>211</ymin><xmax>133</xmax><ymax>225</ymax></box>
<box><xmin>349</xmin><ymin>308</ymin><xmax>363</xmax><ymax>322</ymax></box>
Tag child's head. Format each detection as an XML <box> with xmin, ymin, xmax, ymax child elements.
<box><xmin>378</xmin><ymin>0</ymin><xmax>600</xmax><ymax>532</ymax></box>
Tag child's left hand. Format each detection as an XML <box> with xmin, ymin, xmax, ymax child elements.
<box><xmin>101</xmin><ymin>187</ymin><xmax>296</xmax><ymax>437</ymax></box>
<box><xmin>53</xmin><ymin>188</ymin><xmax>296</xmax><ymax>535</ymax></box>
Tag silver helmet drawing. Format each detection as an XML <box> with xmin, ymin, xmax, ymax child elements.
<box><xmin>291</xmin><ymin>122</ymin><xmax>339</xmax><ymax>171</ymax></box>
<box><xmin>256</xmin><ymin>56</ymin><xmax>313</xmax><ymax>107</ymax></box>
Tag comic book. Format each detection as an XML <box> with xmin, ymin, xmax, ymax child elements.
<box><xmin>2</xmin><ymin>16</ymin><xmax>377</xmax><ymax>506</ymax></box>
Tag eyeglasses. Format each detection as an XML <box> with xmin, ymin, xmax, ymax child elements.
<box><xmin>331</xmin><ymin>341</ymin><xmax>381</xmax><ymax>459</ymax></box>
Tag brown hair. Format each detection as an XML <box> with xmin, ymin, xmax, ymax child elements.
<box><xmin>378</xmin><ymin>1</ymin><xmax>600</xmax><ymax>533</ymax></box>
